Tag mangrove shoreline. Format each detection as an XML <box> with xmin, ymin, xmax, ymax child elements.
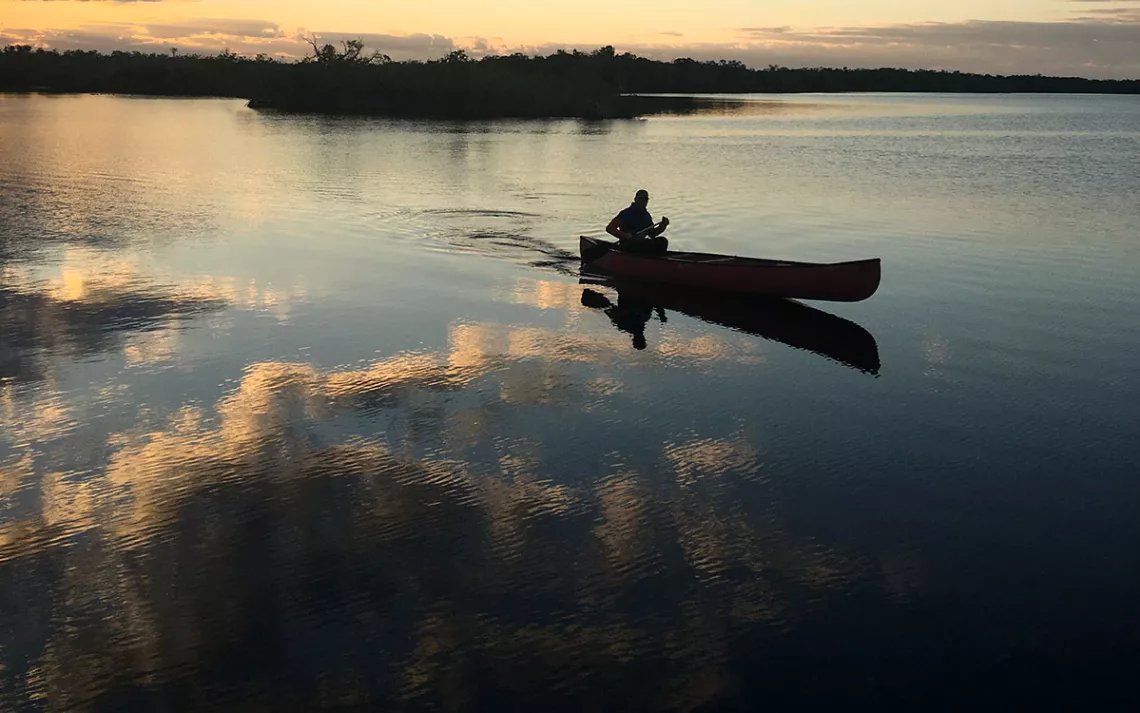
<box><xmin>2</xmin><ymin>43</ymin><xmax>1137</xmax><ymax>120</ymax></box>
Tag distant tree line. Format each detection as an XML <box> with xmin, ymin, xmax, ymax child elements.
<box><xmin>1</xmin><ymin>42</ymin><xmax>1136</xmax><ymax>119</ymax></box>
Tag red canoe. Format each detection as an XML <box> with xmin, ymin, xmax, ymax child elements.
<box><xmin>579</xmin><ymin>236</ymin><xmax>881</xmax><ymax>302</ymax></box>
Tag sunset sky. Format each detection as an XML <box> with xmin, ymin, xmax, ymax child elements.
<box><xmin>2</xmin><ymin>0</ymin><xmax>1139</xmax><ymax>78</ymax></box>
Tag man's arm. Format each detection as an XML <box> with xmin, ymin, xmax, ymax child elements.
<box><xmin>649</xmin><ymin>216</ymin><xmax>670</xmax><ymax>237</ymax></box>
<box><xmin>606</xmin><ymin>214</ymin><xmax>631</xmax><ymax>240</ymax></box>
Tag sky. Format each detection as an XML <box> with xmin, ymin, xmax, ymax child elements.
<box><xmin>2</xmin><ymin>0</ymin><xmax>1139</xmax><ymax>78</ymax></box>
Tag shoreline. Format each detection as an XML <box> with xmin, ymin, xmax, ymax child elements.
<box><xmin>3</xmin><ymin>45</ymin><xmax>1136</xmax><ymax>119</ymax></box>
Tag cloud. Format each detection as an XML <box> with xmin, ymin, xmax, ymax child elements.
<box><xmin>144</xmin><ymin>19</ymin><xmax>286</xmax><ymax>40</ymax></box>
<box><xmin>659</xmin><ymin>31</ymin><xmax>684</xmax><ymax>38</ymax></box>
<box><xmin>2</xmin><ymin>24</ymin><xmax>308</xmax><ymax>56</ymax></box>
<box><xmin>735</xmin><ymin>18</ymin><xmax>1140</xmax><ymax>45</ymax></box>
<box><xmin>740</xmin><ymin>26</ymin><xmax>792</xmax><ymax>35</ymax></box>
<box><xmin>299</xmin><ymin>31</ymin><xmax>455</xmax><ymax>59</ymax></box>
<box><xmin>1</xmin><ymin>27</ymin><xmax>169</xmax><ymax>54</ymax></box>
<box><xmin>719</xmin><ymin>19</ymin><xmax>1140</xmax><ymax>78</ymax></box>
<box><xmin>1072</xmin><ymin>8</ymin><xmax>1140</xmax><ymax>21</ymax></box>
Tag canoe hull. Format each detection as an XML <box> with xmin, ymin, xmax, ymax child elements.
<box><xmin>579</xmin><ymin>236</ymin><xmax>881</xmax><ymax>302</ymax></box>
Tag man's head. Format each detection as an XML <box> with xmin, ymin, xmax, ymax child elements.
<box><xmin>634</xmin><ymin>189</ymin><xmax>649</xmax><ymax>206</ymax></box>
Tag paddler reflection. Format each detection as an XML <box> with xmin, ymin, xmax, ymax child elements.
<box><xmin>580</xmin><ymin>287</ymin><xmax>666</xmax><ymax>350</ymax></box>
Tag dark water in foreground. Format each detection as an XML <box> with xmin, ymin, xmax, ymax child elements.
<box><xmin>1</xmin><ymin>93</ymin><xmax>1138</xmax><ymax>711</ymax></box>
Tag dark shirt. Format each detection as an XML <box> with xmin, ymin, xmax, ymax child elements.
<box><xmin>616</xmin><ymin>203</ymin><xmax>653</xmax><ymax>236</ymax></box>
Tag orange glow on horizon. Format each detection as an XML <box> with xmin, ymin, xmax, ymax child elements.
<box><xmin>0</xmin><ymin>0</ymin><xmax>1103</xmax><ymax>54</ymax></box>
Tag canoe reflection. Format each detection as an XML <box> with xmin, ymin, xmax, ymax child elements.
<box><xmin>580</xmin><ymin>276</ymin><xmax>881</xmax><ymax>374</ymax></box>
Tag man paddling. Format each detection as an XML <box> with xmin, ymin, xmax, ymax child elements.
<box><xmin>606</xmin><ymin>189</ymin><xmax>670</xmax><ymax>255</ymax></box>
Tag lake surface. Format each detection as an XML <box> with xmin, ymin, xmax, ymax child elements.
<box><xmin>1</xmin><ymin>92</ymin><xmax>1138</xmax><ymax>711</ymax></box>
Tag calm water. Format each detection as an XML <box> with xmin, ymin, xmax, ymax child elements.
<box><xmin>1</xmin><ymin>92</ymin><xmax>1138</xmax><ymax>711</ymax></box>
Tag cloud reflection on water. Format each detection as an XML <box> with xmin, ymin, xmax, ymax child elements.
<box><xmin>0</xmin><ymin>278</ymin><xmax>906</xmax><ymax>710</ymax></box>
<box><xmin>0</xmin><ymin>260</ymin><xmax>230</xmax><ymax>388</ymax></box>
